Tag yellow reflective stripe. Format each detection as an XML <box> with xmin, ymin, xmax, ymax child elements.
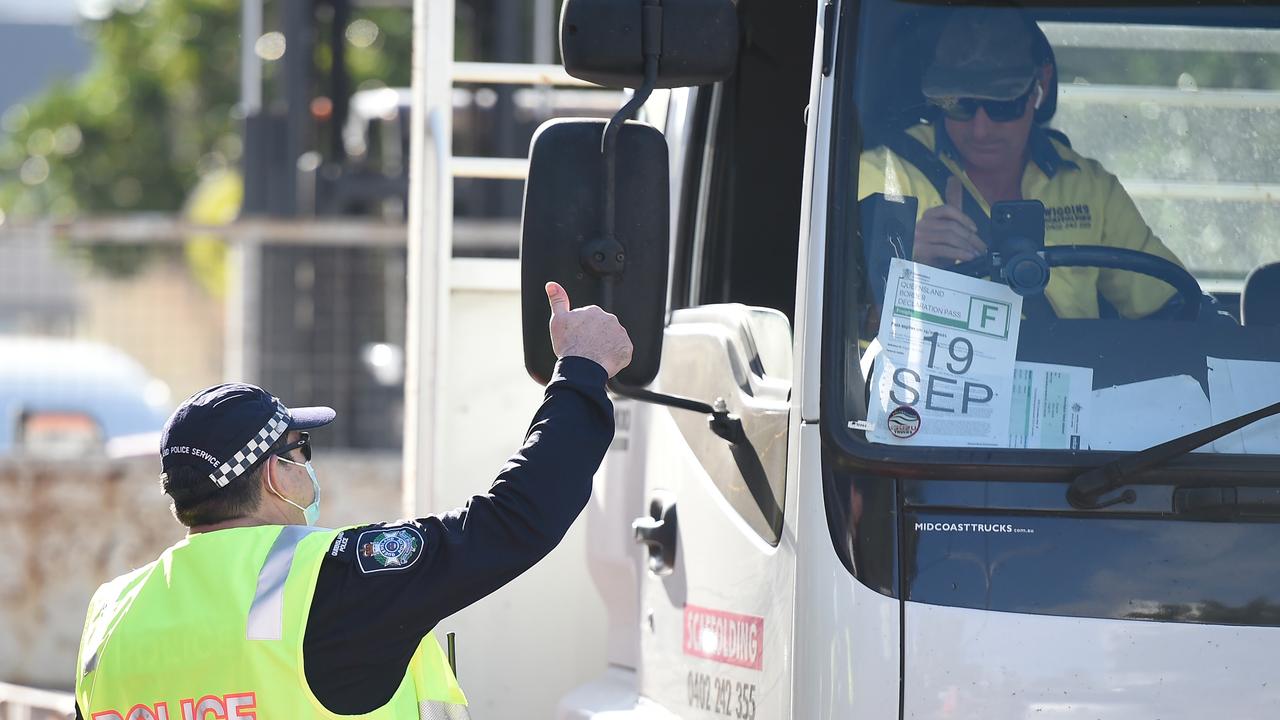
<box><xmin>247</xmin><ymin>525</ymin><xmax>327</xmax><ymax>640</ymax></box>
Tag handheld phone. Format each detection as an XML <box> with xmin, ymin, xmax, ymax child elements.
<box><xmin>989</xmin><ymin>199</ymin><xmax>1045</xmax><ymax>256</ymax></box>
<box><xmin>989</xmin><ymin>199</ymin><xmax>1049</xmax><ymax>295</ymax></box>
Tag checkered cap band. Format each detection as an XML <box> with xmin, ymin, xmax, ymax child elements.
<box><xmin>208</xmin><ymin>404</ymin><xmax>291</xmax><ymax>488</ymax></box>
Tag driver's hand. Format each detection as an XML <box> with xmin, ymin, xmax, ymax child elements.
<box><xmin>913</xmin><ymin>177</ymin><xmax>987</xmax><ymax>267</ymax></box>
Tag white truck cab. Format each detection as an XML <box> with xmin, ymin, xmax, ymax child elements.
<box><xmin>520</xmin><ymin>0</ymin><xmax>1280</xmax><ymax>717</ymax></box>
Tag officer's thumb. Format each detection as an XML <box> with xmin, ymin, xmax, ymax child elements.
<box><xmin>945</xmin><ymin>176</ymin><xmax>964</xmax><ymax>209</ymax></box>
<box><xmin>546</xmin><ymin>281</ymin><xmax>572</xmax><ymax>317</ymax></box>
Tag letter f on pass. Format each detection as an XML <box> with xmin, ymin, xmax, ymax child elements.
<box><xmin>981</xmin><ymin>304</ymin><xmax>999</xmax><ymax>328</ymax></box>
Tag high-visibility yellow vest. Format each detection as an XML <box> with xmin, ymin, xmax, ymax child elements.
<box><xmin>75</xmin><ymin>525</ymin><xmax>468</xmax><ymax>719</ymax></box>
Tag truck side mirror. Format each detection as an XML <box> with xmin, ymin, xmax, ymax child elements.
<box><xmin>560</xmin><ymin>0</ymin><xmax>739</xmax><ymax>89</ymax></box>
<box><xmin>520</xmin><ymin>118</ymin><xmax>670</xmax><ymax>387</ymax></box>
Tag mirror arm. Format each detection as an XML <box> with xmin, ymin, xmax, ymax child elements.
<box><xmin>594</xmin><ymin>4</ymin><xmax>747</xmax><ymax>439</ymax></box>
<box><xmin>591</xmin><ymin>0</ymin><xmax>662</xmax><ymax>309</ymax></box>
<box><xmin>606</xmin><ymin>379</ymin><xmax>747</xmax><ymax>445</ymax></box>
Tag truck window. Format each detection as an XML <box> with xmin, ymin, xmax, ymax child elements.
<box><xmin>835</xmin><ymin>1</ymin><xmax>1280</xmax><ymax>459</ymax></box>
<box><xmin>678</xmin><ymin>0</ymin><xmax>816</xmax><ymax>323</ymax></box>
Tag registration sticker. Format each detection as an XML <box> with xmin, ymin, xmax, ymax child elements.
<box><xmin>886</xmin><ymin>406</ymin><xmax>921</xmax><ymax>438</ymax></box>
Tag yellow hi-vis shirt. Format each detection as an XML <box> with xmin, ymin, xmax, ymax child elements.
<box><xmin>75</xmin><ymin>525</ymin><xmax>468</xmax><ymax>720</ymax></box>
<box><xmin>859</xmin><ymin>123</ymin><xmax>1182</xmax><ymax>319</ymax></box>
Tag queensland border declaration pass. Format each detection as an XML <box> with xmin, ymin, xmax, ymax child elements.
<box><xmin>868</xmin><ymin>258</ymin><xmax>1022</xmax><ymax>447</ymax></box>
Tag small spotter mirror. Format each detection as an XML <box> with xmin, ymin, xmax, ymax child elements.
<box><xmin>561</xmin><ymin>0</ymin><xmax>739</xmax><ymax>89</ymax></box>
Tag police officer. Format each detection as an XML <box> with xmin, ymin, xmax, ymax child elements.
<box><xmin>859</xmin><ymin>6</ymin><xmax>1185</xmax><ymax>319</ymax></box>
<box><xmin>74</xmin><ymin>282</ymin><xmax>632</xmax><ymax>719</ymax></box>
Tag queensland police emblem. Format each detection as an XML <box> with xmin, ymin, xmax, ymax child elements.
<box><xmin>355</xmin><ymin>526</ymin><xmax>424</xmax><ymax>574</ymax></box>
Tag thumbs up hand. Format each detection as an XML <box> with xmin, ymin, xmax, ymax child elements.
<box><xmin>545</xmin><ymin>282</ymin><xmax>634</xmax><ymax>378</ymax></box>
<box><xmin>912</xmin><ymin>176</ymin><xmax>987</xmax><ymax>267</ymax></box>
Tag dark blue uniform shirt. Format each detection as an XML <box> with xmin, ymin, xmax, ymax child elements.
<box><xmin>305</xmin><ymin>357</ymin><xmax>613</xmax><ymax>714</ymax></box>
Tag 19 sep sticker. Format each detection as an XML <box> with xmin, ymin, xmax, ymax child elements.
<box><xmin>867</xmin><ymin>259</ymin><xmax>1023</xmax><ymax>448</ymax></box>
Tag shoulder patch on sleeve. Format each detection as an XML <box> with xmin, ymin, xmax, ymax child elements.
<box><xmin>355</xmin><ymin>525</ymin><xmax>425</xmax><ymax>574</ymax></box>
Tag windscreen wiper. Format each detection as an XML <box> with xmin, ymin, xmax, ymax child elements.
<box><xmin>1068</xmin><ymin>399</ymin><xmax>1280</xmax><ymax>510</ymax></box>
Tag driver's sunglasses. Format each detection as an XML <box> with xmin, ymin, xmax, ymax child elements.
<box><xmin>931</xmin><ymin>85</ymin><xmax>1035</xmax><ymax>123</ymax></box>
<box><xmin>274</xmin><ymin>432</ymin><xmax>312</xmax><ymax>463</ymax></box>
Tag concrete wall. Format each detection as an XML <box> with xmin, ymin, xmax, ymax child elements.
<box><xmin>2</xmin><ymin>265</ymin><xmax>609</xmax><ymax>719</ymax></box>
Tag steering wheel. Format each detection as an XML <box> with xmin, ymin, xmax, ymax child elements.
<box><xmin>953</xmin><ymin>245</ymin><xmax>1203</xmax><ymax>321</ymax></box>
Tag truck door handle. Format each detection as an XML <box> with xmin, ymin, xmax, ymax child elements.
<box><xmin>633</xmin><ymin>493</ymin><xmax>678</xmax><ymax>575</ymax></box>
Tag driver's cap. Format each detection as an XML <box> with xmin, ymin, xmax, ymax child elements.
<box><xmin>923</xmin><ymin>8</ymin><xmax>1038</xmax><ymax>102</ymax></box>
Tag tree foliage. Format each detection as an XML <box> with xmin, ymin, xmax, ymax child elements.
<box><xmin>0</xmin><ymin>0</ymin><xmax>413</xmax><ymax>222</ymax></box>
<box><xmin>0</xmin><ymin>0</ymin><xmax>241</xmax><ymax>220</ymax></box>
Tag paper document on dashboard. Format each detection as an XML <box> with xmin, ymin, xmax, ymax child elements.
<box><xmin>867</xmin><ymin>258</ymin><xmax>1022</xmax><ymax>447</ymax></box>
<box><xmin>1008</xmin><ymin>361</ymin><xmax>1092</xmax><ymax>449</ymax></box>
<box><xmin>1087</xmin><ymin>375</ymin><xmax>1211</xmax><ymax>452</ymax></box>
<box><xmin>1207</xmin><ymin>356</ymin><xmax>1280</xmax><ymax>454</ymax></box>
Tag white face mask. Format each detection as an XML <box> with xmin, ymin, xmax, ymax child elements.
<box><xmin>270</xmin><ymin>456</ymin><xmax>321</xmax><ymax>526</ymax></box>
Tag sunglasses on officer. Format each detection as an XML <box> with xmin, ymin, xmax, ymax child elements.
<box><xmin>931</xmin><ymin>83</ymin><xmax>1039</xmax><ymax>123</ymax></box>
<box><xmin>274</xmin><ymin>431</ymin><xmax>312</xmax><ymax>463</ymax></box>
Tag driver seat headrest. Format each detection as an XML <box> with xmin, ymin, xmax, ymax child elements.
<box><xmin>1242</xmin><ymin>262</ymin><xmax>1280</xmax><ymax>326</ymax></box>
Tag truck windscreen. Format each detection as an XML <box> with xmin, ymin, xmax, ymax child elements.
<box><xmin>837</xmin><ymin>1</ymin><xmax>1280</xmax><ymax>463</ymax></box>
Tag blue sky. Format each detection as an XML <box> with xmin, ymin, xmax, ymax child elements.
<box><xmin>0</xmin><ymin>0</ymin><xmax>81</xmax><ymax>24</ymax></box>
<box><xmin>0</xmin><ymin>1</ymin><xmax>92</xmax><ymax>116</ymax></box>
